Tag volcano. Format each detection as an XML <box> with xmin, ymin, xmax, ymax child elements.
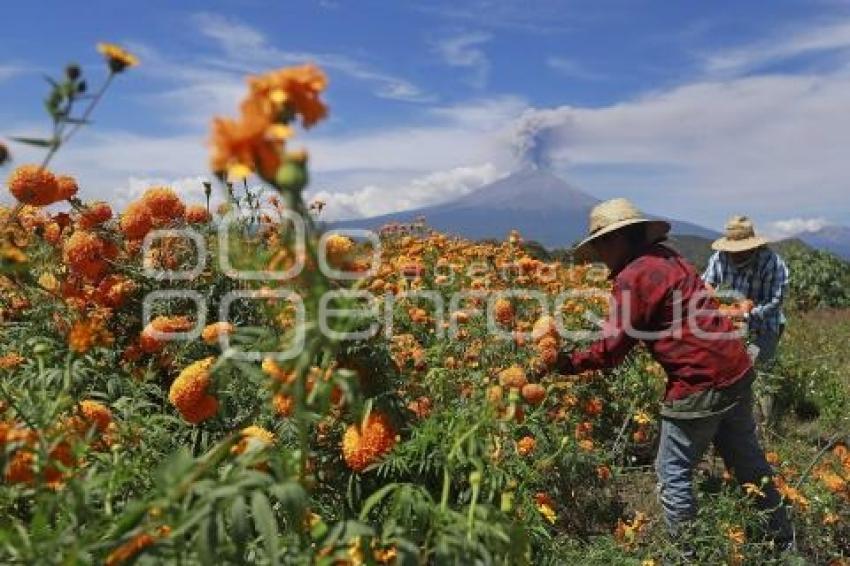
<box><xmin>796</xmin><ymin>225</ymin><xmax>850</xmax><ymax>260</ymax></box>
<box><xmin>332</xmin><ymin>169</ymin><xmax>718</xmax><ymax>248</ymax></box>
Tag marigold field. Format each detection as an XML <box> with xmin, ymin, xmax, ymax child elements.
<box><xmin>0</xmin><ymin>48</ymin><xmax>848</xmax><ymax>565</ymax></box>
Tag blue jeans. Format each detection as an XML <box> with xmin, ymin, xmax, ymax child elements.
<box><xmin>751</xmin><ymin>325</ymin><xmax>784</xmax><ymax>368</ymax></box>
<box><xmin>655</xmin><ymin>385</ymin><xmax>792</xmax><ymax>541</ymax></box>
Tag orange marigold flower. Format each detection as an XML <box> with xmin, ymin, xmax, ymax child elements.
<box><xmin>97</xmin><ymin>42</ymin><xmax>139</xmax><ymax>74</ymax></box>
<box><xmin>243</xmin><ymin>64</ymin><xmax>328</xmax><ymax>129</ymax></box>
<box><xmin>5</xmin><ymin>447</ymin><xmax>36</xmax><ymax>484</ymax></box>
<box><xmin>43</xmin><ymin>221</ymin><xmax>62</xmax><ymax>244</ymax></box>
<box><xmin>55</xmin><ymin>175</ymin><xmax>79</xmax><ymax>200</ymax></box>
<box><xmin>536</xmin><ymin>335</ymin><xmax>559</xmax><ymax>367</ymax></box>
<box><xmin>76</xmin><ymin>201</ymin><xmax>112</xmax><ymax>230</ymax></box>
<box><xmin>141</xmin><ymin>187</ymin><xmax>185</xmax><ymax>223</ymax></box>
<box><xmin>773</xmin><ymin>476</ymin><xmax>810</xmax><ymax>509</ymax></box>
<box><xmin>596</xmin><ymin>465</ymin><xmax>612</xmax><ymax>481</ymax></box>
<box><xmin>0</xmin><ymin>352</ymin><xmax>24</xmax><ymax>369</ymax></box>
<box><xmin>119</xmin><ymin>200</ymin><xmax>154</xmax><ymax>240</ymax></box>
<box><xmin>7</xmin><ymin>164</ymin><xmax>61</xmax><ymax>206</ymax></box>
<box><xmin>450</xmin><ymin>310</ymin><xmax>470</xmax><ymax>325</ymax></box>
<box><xmin>201</xmin><ymin>321</ymin><xmax>234</xmax><ymax>345</ymax></box>
<box><xmin>575</xmin><ymin>421</ymin><xmax>593</xmax><ymax>440</ymax></box>
<box><xmin>184</xmin><ymin>204</ymin><xmax>211</xmax><ymax>224</ymax></box>
<box><xmin>341</xmin><ymin>411</ymin><xmax>397</xmax><ymax>472</ymax></box>
<box><xmin>140</xmin><ymin>316</ymin><xmax>194</xmax><ymax>353</ymax></box>
<box><xmin>232</xmin><ymin>425</ymin><xmax>275</xmax><ymax>455</ymax></box>
<box><xmin>209</xmin><ymin>115</ymin><xmax>281</xmax><ymax>181</ymax></box>
<box><xmin>62</xmin><ymin>230</ymin><xmax>117</xmax><ymax>281</ymax></box>
<box><xmin>78</xmin><ymin>400</ymin><xmax>113</xmax><ymax>432</ymax></box>
<box><xmin>273</xmin><ymin>393</ymin><xmax>294</xmax><ymax>416</ymax></box>
<box><xmin>68</xmin><ymin>317</ymin><xmax>113</xmax><ymax>353</ymax></box>
<box><xmin>815</xmin><ymin>468</ymin><xmax>847</xmax><ymax>494</ymax></box>
<box><xmin>324</xmin><ymin>234</ymin><xmax>355</xmax><ymax>268</ymax></box>
<box><xmin>521</xmin><ymin>383</ymin><xmax>546</xmax><ymax>405</ymax></box>
<box><xmin>262</xmin><ymin>357</ymin><xmax>294</xmax><ymax>383</ymax></box>
<box><xmin>493</xmin><ymin>298</ymin><xmax>514</xmax><ymax>326</ymax></box>
<box><xmin>168</xmin><ymin>357</ymin><xmax>218</xmax><ymax>424</ymax></box>
<box><xmin>95</xmin><ymin>275</ymin><xmax>137</xmax><ymax>308</ymax></box>
<box><xmin>407</xmin><ymin>396</ymin><xmax>433</xmax><ymax>419</ymax></box>
<box><xmin>517</xmin><ymin>435</ymin><xmax>536</xmax><ymax>456</ymax></box>
<box><xmin>498</xmin><ymin>365</ymin><xmax>527</xmax><ymax>389</ymax></box>
<box><xmin>633</xmin><ymin>411</ymin><xmax>653</xmax><ymax>425</ymax></box>
<box><xmin>727</xmin><ymin>526</ymin><xmax>746</xmax><ymax>546</ymax></box>
<box><xmin>584</xmin><ymin>397</ymin><xmax>604</xmax><ymax>417</ymax></box>
<box><xmin>3</xmin><ymin>428</ymin><xmax>75</xmax><ymax>488</ymax></box>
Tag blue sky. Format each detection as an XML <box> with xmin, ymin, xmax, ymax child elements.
<box><xmin>2</xmin><ymin>0</ymin><xmax>850</xmax><ymax>236</ymax></box>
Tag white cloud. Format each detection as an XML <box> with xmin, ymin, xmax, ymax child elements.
<box><xmin>762</xmin><ymin>217</ymin><xmax>833</xmax><ymax>240</ymax></box>
<box><xmin>193</xmin><ymin>12</ymin><xmax>432</xmax><ymax>102</ymax></box>
<box><xmin>434</xmin><ymin>32</ymin><xmax>492</xmax><ymax>88</ymax></box>
<box><xmin>306</xmin><ymin>98</ymin><xmax>522</xmax><ymax>174</ymax></box>
<box><xmin>703</xmin><ymin>20</ymin><xmax>850</xmax><ymax>76</ymax></box>
<box><xmin>0</xmin><ymin>65</ymin><xmax>23</xmax><ymax>82</ymax></box>
<box><xmin>509</xmin><ymin>70</ymin><xmax>850</xmax><ymax>225</ymax></box>
<box><xmin>309</xmin><ymin>164</ymin><xmax>504</xmax><ymax>220</ymax></box>
<box><xmin>546</xmin><ymin>56</ymin><xmax>607</xmax><ymax>81</ymax></box>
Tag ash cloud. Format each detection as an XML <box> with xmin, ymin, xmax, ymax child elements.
<box><xmin>509</xmin><ymin>107</ymin><xmax>572</xmax><ymax>170</ymax></box>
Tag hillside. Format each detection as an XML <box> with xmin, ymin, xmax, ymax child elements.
<box><xmin>797</xmin><ymin>225</ymin><xmax>850</xmax><ymax>260</ymax></box>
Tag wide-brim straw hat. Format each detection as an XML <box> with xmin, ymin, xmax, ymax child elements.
<box><xmin>573</xmin><ymin>198</ymin><xmax>671</xmax><ymax>259</ymax></box>
<box><xmin>711</xmin><ymin>215</ymin><xmax>768</xmax><ymax>253</ymax></box>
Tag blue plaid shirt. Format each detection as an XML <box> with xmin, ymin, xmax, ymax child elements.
<box><xmin>702</xmin><ymin>248</ymin><xmax>790</xmax><ymax>334</ymax></box>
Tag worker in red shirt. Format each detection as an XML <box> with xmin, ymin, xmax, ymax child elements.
<box><xmin>550</xmin><ymin>198</ymin><xmax>792</xmax><ymax>553</ymax></box>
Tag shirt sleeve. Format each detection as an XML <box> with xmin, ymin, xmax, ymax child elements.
<box><xmin>702</xmin><ymin>252</ymin><xmax>722</xmax><ymax>287</ymax></box>
<box><xmin>750</xmin><ymin>253</ymin><xmax>789</xmax><ymax>320</ymax></box>
<box><xmin>560</xmin><ymin>270</ymin><xmax>657</xmax><ymax>373</ymax></box>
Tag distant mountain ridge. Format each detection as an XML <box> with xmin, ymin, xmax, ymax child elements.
<box><xmin>333</xmin><ymin>168</ymin><xmax>718</xmax><ymax>247</ymax></box>
<box><xmin>795</xmin><ymin>225</ymin><xmax>850</xmax><ymax>260</ymax></box>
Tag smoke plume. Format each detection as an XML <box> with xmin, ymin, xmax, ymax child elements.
<box><xmin>510</xmin><ymin>107</ymin><xmax>572</xmax><ymax>170</ymax></box>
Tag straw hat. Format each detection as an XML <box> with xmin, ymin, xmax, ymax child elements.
<box><xmin>573</xmin><ymin>198</ymin><xmax>671</xmax><ymax>258</ymax></box>
<box><xmin>711</xmin><ymin>215</ymin><xmax>768</xmax><ymax>253</ymax></box>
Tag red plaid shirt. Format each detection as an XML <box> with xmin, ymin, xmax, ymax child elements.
<box><xmin>562</xmin><ymin>243</ymin><xmax>752</xmax><ymax>402</ymax></box>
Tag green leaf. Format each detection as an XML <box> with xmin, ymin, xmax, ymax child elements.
<box><xmin>10</xmin><ymin>136</ymin><xmax>57</xmax><ymax>148</ymax></box>
<box><xmin>269</xmin><ymin>482</ymin><xmax>307</xmax><ymax>523</ymax></box>
<box><xmin>229</xmin><ymin>496</ymin><xmax>250</xmax><ymax>555</ymax></box>
<box><xmin>168</xmin><ymin>503</ymin><xmax>212</xmax><ymax>540</ymax></box>
<box><xmin>104</xmin><ymin>501</ymin><xmax>149</xmax><ymax>539</ymax></box>
<box><xmin>197</xmin><ymin>513</ymin><xmax>217</xmax><ymax>566</ymax></box>
<box><xmin>251</xmin><ymin>491</ymin><xmax>279</xmax><ymax>566</ymax></box>
<box><xmin>359</xmin><ymin>482</ymin><xmax>401</xmax><ymax>520</ymax></box>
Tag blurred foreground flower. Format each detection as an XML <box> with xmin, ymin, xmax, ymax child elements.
<box><xmin>209</xmin><ymin>64</ymin><xmax>327</xmax><ymax>187</ymax></box>
<box><xmin>97</xmin><ymin>43</ymin><xmax>139</xmax><ymax>73</ymax></box>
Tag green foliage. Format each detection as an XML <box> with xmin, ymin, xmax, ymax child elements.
<box><xmin>782</xmin><ymin>242</ymin><xmax>850</xmax><ymax>310</ymax></box>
